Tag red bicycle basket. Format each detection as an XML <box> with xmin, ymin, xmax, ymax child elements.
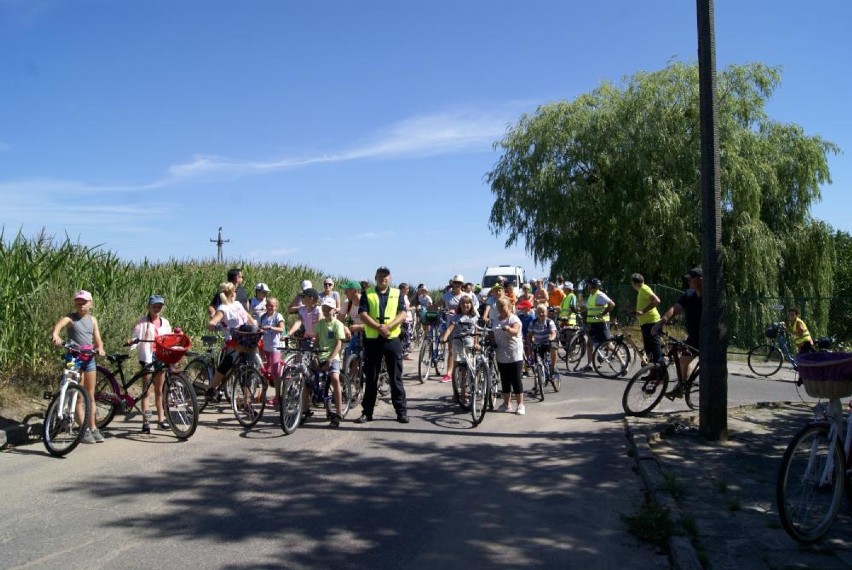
<box><xmin>154</xmin><ymin>333</ymin><xmax>192</xmax><ymax>364</ymax></box>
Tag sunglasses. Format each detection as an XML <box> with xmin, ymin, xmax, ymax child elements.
<box><xmin>452</xmin><ymin>281</ymin><xmax>463</xmax><ymax>285</ymax></box>
<box><xmin>324</xmin><ymin>283</ymin><xmax>333</xmax><ymax>286</ymax></box>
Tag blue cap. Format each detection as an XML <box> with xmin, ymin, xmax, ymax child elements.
<box><xmin>148</xmin><ymin>295</ymin><xmax>165</xmax><ymax>305</ymax></box>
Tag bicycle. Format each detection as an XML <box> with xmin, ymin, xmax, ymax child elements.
<box><xmin>449</xmin><ymin>327</ymin><xmax>492</xmax><ymax>426</ymax></box>
<box><xmin>342</xmin><ymin>333</ymin><xmax>366</xmax><ymax>409</ymax></box>
<box><xmin>278</xmin><ymin>338</ymin><xmax>353</xmax><ymax>435</ymax></box>
<box><xmin>226</xmin><ymin>328</ymin><xmax>269</xmax><ymax>429</ymax></box>
<box><xmin>621</xmin><ymin>332</ymin><xmax>700</xmax><ymax>417</ymax></box>
<box><xmin>748</xmin><ymin>321</ymin><xmax>834</xmax><ymax>377</ymax></box>
<box><xmin>776</xmin><ymin>351</ymin><xmax>852</xmax><ymax>542</ymax></box>
<box><xmin>94</xmin><ymin>334</ymin><xmax>199</xmax><ymax>439</ymax></box>
<box><xmin>182</xmin><ymin>333</ymin><xmax>227</xmax><ymax>412</ymax></box>
<box><xmin>42</xmin><ymin>342</ymin><xmax>94</xmax><ymax>457</ymax></box>
<box><xmin>527</xmin><ymin>341</ymin><xmax>560</xmax><ymax>401</ymax></box>
<box><xmin>418</xmin><ymin>310</ymin><xmax>448</xmax><ymax>382</ymax></box>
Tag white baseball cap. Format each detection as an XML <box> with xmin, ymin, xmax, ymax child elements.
<box><xmin>320</xmin><ymin>298</ymin><xmax>337</xmax><ymax>309</ymax></box>
<box><xmin>564</xmin><ymin>281</ymin><xmax>574</xmax><ymax>290</ymax></box>
<box><xmin>300</xmin><ymin>280</ymin><xmax>313</xmax><ymax>291</ymax></box>
<box><xmin>255</xmin><ymin>282</ymin><xmax>270</xmax><ymax>292</ymax></box>
<box><xmin>452</xmin><ymin>274</ymin><xmax>465</xmax><ymax>283</ymax></box>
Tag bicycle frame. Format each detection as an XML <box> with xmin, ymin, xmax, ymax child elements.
<box><xmin>97</xmin><ymin>358</ymin><xmax>170</xmax><ymax>412</ymax></box>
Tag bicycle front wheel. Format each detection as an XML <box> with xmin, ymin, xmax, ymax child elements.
<box><xmin>164</xmin><ymin>372</ymin><xmax>199</xmax><ymax>439</ymax></box>
<box><xmin>684</xmin><ymin>366</ymin><xmax>701</xmax><ymax>411</ymax></box>
<box><xmin>470</xmin><ymin>365</ymin><xmax>489</xmax><ymax>426</ymax></box>
<box><xmin>622</xmin><ymin>365</ymin><xmax>669</xmax><ymax>416</ymax></box>
<box><xmin>43</xmin><ymin>384</ymin><xmax>90</xmax><ymax>457</ymax></box>
<box><xmin>747</xmin><ymin>344</ymin><xmax>784</xmax><ymax>377</ymax></box>
<box><xmin>344</xmin><ymin>353</ymin><xmax>364</xmax><ymax>408</ymax></box>
<box><xmin>418</xmin><ymin>342</ymin><xmax>433</xmax><ymax>382</ymax></box>
<box><xmin>566</xmin><ymin>335</ymin><xmax>585</xmax><ymax>366</ymax></box>
<box><xmin>593</xmin><ymin>339</ymin><xmax>631</xmax><ymax>379</ymax></box>
<box><xmin>530</xmin><ymin>361</ymin><xmax>545</xmax><ymax>402</ymax></box>
<box><xmin>279</xmin><ymin>368</ymin><xmax>305</xmax><ymax>435</ymax></box>
<box><xmin>452</xmin><ymin>365</ymin><xmax>469</xmax><ymax>411</ymax></box>
<box><xmin>777</xmin><ymin>423</ymin><xmax>845</xmax><ymax>542</ymax></box>
<box><xmin>183</xmin><ymin>358</ymin><xmax>212</xmax><ymax>412</ymax></box>
<box><xmin>324</xmin><ymin>371</ymin><xmax>352</xmax><ymax>419</ymax></box>
<box><xmin>231</xmin><ymin>367</ymin><xmax>267</xmax><ymax>429</ymax></box>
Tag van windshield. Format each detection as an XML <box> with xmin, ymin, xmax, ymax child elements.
<box><xmin>482</xmin><ymin>275</ymin><xmax>519</xmax><ymax>288</ymax></box>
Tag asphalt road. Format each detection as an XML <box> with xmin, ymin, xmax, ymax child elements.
<box><xmin>0</xmin><ymin>357</ymin><xmax>803</xmax><ymax>570</ymax></box>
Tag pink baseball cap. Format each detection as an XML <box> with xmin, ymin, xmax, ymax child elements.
<box><xmin>73</xmin><ymin>290</ymin><xmax>93</xmax><ymax>302</ymax></box>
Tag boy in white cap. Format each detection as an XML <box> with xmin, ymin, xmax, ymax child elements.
<box><xmin>250</xmin><ymin>283</ymin><xmax>270</xmax><ymax>320</ymax></box>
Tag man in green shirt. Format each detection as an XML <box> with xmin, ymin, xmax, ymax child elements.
<box><xmin>631</xmin><ymin>273</ymin><xmax>664</xmax><ymax>366</ymax></box>
<box><xmin>314</xmin><ymin>298</ymin><xmax>347</xmax><ymax>427</ymax></box>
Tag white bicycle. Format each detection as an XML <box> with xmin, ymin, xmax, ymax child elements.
<box><xmin>42</xmin><ymin>342</ymin><xmax>93</xmax><ymax>457</ymax></box>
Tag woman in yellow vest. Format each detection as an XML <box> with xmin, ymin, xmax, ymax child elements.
<box><xmin>786</xmin><ymin>307</ymin><xmax>814</xmax><ymax>354</ymax></box>
<box><xmin>581</xmin><ymin>278</ymin><xmax>615</xmax><ymax>372</ymax></box>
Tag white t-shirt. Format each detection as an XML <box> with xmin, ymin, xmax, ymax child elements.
<box><xmin>493</xmin><ymin>314</ymin><xmax>524</xmax><ymax>364</ymax></box>
<box><xmin>217</xmin><ymin>301</ymin><xmax>249</xmax><ymax>341</ymax></box>
<box><xmin>131</xmin><ymin>315</ymin><xmax>173</xmax><ymax>363</ymax></box>
<box><xmin>259</xmin><ymin>312</ymin><xmax>285</xmax><ymax>351</ymax></box>
<box><xmin>249</xmin><ymin>297</ymin><xmax>267</xmax><ymax>321</ymax></box>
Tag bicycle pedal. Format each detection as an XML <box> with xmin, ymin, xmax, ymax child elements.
<box><xmin>43</xmin><ymin>391</ymin><xmax>54</xmax><ymax>400</ymax></box>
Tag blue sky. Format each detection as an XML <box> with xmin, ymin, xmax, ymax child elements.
<box><xmin>1</xmin><ymin>1</ymin><xmax>849</xmax><ymax>290</ymax></box>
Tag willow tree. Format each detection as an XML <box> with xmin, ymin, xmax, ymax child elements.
<box><xmin>487</xmin><ymin>62</ymin><xmax>838</xmax><ymax>304</ymax></box>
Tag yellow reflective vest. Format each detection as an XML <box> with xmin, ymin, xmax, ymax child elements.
<box><xmin>364</xmin><ymin>287</ymin><xmax>402</xmax><ymax>339</ymax></box>
<box><xmin>586</xmin><ymin>291</ymin><xmax>609</xmax><ymax>323</ymax></box>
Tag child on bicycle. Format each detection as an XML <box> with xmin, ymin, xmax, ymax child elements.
<box><xmin>51</xmin><ymin>290</ymin><xmax>106</xmax><ymax>444</ymax></box>
<box><xmin>206</xmin><ymin>282</ymin><xmax>257</xmax><ymax>399</ymax></box>
<box><xmin>128</xmin><ymin>294</ymin><xmax>172</xmax><ymax>433</ymax></box>
<box><xmin>527</xmin><ymin>303</ymin><xmax>559</xmax><ymax>394</ymax></box>
<box><xmin>314</xmin><ymin>298</ymin><xmax>346</xmax><ymax>427</ymax></box>
<box><xmin>259</xmin><ymin>297</ymin><xmax>286</xmax><ymax>405</ymax></box>
<box><xmin>786</xmin><ymin>307</ymin><xmax>814</xmax><ymax>355</ymax></box>
<box><xmin>440</xmin><ymin>295</ymin><xmax>480</xmax><ymax>403</ymax></box>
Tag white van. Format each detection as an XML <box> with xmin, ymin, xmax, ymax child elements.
<box><xmin>481</xmin><ymin>265</ymin><xmax>526</xmax><ymax>289</ymax></box>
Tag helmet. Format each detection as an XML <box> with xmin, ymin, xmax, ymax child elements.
<box><xmin>588</xmin><ymin>278</ymin><xmax>602</xmax><ymax>288</ymax></box>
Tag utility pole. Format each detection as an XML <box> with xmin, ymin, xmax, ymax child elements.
<box><xmin>697</xmin><ymin>0</ymin><xmax>728</xmax><ymax>441</ymax></box>
<box><xmin>210</xmin><ymin>227</ymin><xmax>229</xmax><ymax>263</ymax></box>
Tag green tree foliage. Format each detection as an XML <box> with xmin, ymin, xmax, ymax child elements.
<box><xmin>487</xmin><ymin>62</ymin><xmax>839</xmax><ymax>308</ymax></box>
<box><xmin>829</xmin><ymin>230</ymin><xmax>852</xmax><ymax>343</ymax></box>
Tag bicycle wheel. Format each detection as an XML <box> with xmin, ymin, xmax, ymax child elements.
<box><xmin>776</xmin><ymin>423</ymin><xmax>845</xmax><ymax>542</ymax></box>
<box><xmin>324</xmin><ymin>371</ymin><xmax>352</xmax><ymax>419</ymax></box>
<box><xmin>566</xmin><ymin>335</ymin><xmax>585</xmax><ymax>366</ymax></box>
<box><xmin>230</xmin><ymin>367</ymin><xmax>267</xmax><ymax>428</ymax></box>
<box><xmin>434</xmin><ymin>342</ymin><xmax>447</xmax><ymax>377</ymax></box>
<box><xmin>94</xmin><ymin>367</ymin><xmax>120</xmax><ymax>429</ymax></box>
<box><xmin>43</xmin><ymin>384</ymin><xmax>90</xmax><ymax>457</ymax></box>
<box><xmin>747</xmin><ymin>344</ymin><xmax>784</xmax><ymax>377</ymax></box>
<box><xmin>470</xmin><ymin>365</ymin><xmax>488</xmax><ymax>426</ymax></box>
<box><xmin>549</xmin><ymin>361</ymin><xmax>561</xmax><ymax>392</ymax></box>
<box><xmin>164</xmin><ymin>372</ymin><xmax>198</xmax><ymax>439</ymax></box>
<box><xmin>452</xmin><ymin>364</ymin><xmax>470</xmax><ymax>411</ymax></box>
<box><xmin>418</xmin><ymin>341</ymin><xmax>433</xmax><ymax>382</ymax></box>
<box><xmin>529</xmin><ymin>361</ymin><xmax>545</xmax><ymax>402</ymax></box>
<box><xmin>593</xmin><ymin>339</ymin><xmax>631</xmax><ymax>379</ymax></box>
<box><xmin>343</xmin><ymin>353</ymin><xmax>364</xmax><ymax>409</ymax></box>
<box><xmin>488</xmin><ymin>361</ymin><xmax>501</xmax><ymax>410</ymax></box>
<box><xmin>622</xmin><ymin>364</ymin><xmax>669</xmax><ymax>416</ymax></box>
<box><xmin>183</xmin><ymin>357</ymin><xmax>212</xmax><ymax>412</ymax></box>
<box><xmin>684</xmin><ymin>365</ymin><xmax>701</xmax><ymax>411</ymax></box>
<box><xmin>556</xmin><ymin>329</ymin><xmax>571</xmax><ymax>361</ymax></box>
<box><xmin>279</xmin><ymin>367</ymin><xmax>305</xmax><ymax>435</ymax></box>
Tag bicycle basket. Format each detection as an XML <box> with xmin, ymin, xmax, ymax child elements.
<box><xmin>154</xmin><ymin>333</ymin><xmax>192</xmax><ymax>365</ymax></box>
<box><xmin>797</xmin><ymin>352</ymin><xmax>852</xmax><ymax>399</ymax></box>
<box><xmin>764</xmin><ymin>323</ymin><xmax>780</xmax><ymax>339</ymax></box>
<box><xmin>424</xmin><ymin>310</ymin><xmax>441</xmax><ymax>325</ymax></box>
<box><xmin>816</xmin><ymin>336</ymin><xmax>833</xmax><ymax>350</ymax></box>
<box><xmin>231</xmin><ymin>327</ymin><xmax>263</xmax><ymax>352</ymax></box>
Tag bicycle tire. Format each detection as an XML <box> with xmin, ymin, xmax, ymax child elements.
<box><xmin>622</xmin><ymin>364</ymin><xmax>669</xmax><ymax>416</ymax></box>
<box><xmin>94</xmin><ymin>366</ymin><xmax>120</xmax><ymax>429</ymax></box>
<box><xmin>164</xmin><ymin>372</ymin><xmax>199</xmax><ymax>439</ymax></box>
<box><xmin>418</xmin><ymin>341</ymin><xmax>433</xmax><ymax>382</ymax></box>
<box><xmin>378</xmin><ymin>361</ymin><xmax>390</xmax><ymax>397</ymax></box>
<box><xmin>183</xmin><ymin>357</ymin><xmax>212</xmax><ymax>412</ymax></box>
<box><xmin>566</xmin><ymin>335</ymin><xmax>585</xmax><ymax>366</ymax></box>
<box><xmin>556</xmin><ymin>328</ymin><xmax>571</xmax><ymax>362</ymax></box>
<box><xmin>434</xmin><ymin>342</ymin><xmax>447</xmax><ymax>377</ymax></box>
<box><xmin>452</xmin><ymin>364</ymin><xmax>470</xmax><ymax>411</ymax></box>
<box><xmin>43</xmin><ymin>383</ymin><xmax>90</xmax><ymax>457</ymax></box>
<box><xmin>747</xmin><ymin>344</ymin><xmax>784</xmax><ymax>377</ymax></box>
<box><xmin>343</xmin><ymin>353</ymin><xmax>364</xmax><ymax>408</ymax></box>
<box><xmin>776</xmin><ymin>423</ymin><xmax>845</xmax><ymax>542</ymax></box>
<box><xmin>230</xmin><ymin>367</ymin><xmax>267</xmax><ymax>429</ymax></box>
<box><xmin>549</xmin><ymin>361</ymin><xmax>561</xmax><ymax>392</ymax></box>
<box><xmin>487</xmin><ymin>359</ymin><xmax>500</xmax><ymax>410</ymax></box>
<box><xmin>593</xmin><ymin>338</ymin><xmax>631</xmax><ymax>379</ymax></box>
<box><xmin>470</xmin><ymin>364</ymin><xmax>488</xmax><ymax>426</ymax></box>
<box><xmin>529</xmin><ymin>361</ymin><xmax>545</xmax><ymax>402</ymax></box>
<box><xmin>279</xmin><ymin>367</ymin><xmax>305</xmax><ymax>435</ymax></box>
<box><xmin>324</xmin><ymin>371</ymin><xmax>352</xmax><ymax>419</ymax></box>
<box><xmin>684</xmin><ymin>365</ymin><xmax>701</xmax><ymax>411</ymax></box>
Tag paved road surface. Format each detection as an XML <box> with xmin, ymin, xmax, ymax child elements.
<box><xmin>0</xmin><ymin>357</ymin><xmax>800</xmax><ymax>569</ymax></box>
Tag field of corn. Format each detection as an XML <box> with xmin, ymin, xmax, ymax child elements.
<box><xmin>0</xmin><ymin>231</ymin><xmax>338</xmax><ymax>407</ymax></box>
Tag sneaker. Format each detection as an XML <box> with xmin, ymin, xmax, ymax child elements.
<box><xmin>205</xmin><ymin>387</ymin><xmax>217</xmax><ymax>400</ymax></box>
<box><xmin>579</xmin><ymin>365</ymin><xmax>593</xmax><ymax>372</ymax></box>
<box><xmin>267</xmin><ymin>397</ymin><xmax>280</xmax><ymax>406</ymax></box>
<box><xmin>159</xmin><ymin>420</ymin><xmax>171</xmax><ymax>430</ymax></box>
<box><xmin>439</xmin><ymin>374</ymin><xmax>452</xmax><ymax>383</ymax></box>
<box><xmin>81</xmin><ymin>428</ymin><xmax>96</xmax><ymax>444</ymax></box>
<box><xmin>141</xmin><ymin>421</ymin><xmax>151</xmax><ymax>434</ymax></box>
<box><xmin>497</xmin><ymin>403</ymin><xmax>509</xmax><ymax>413</ymax></box>
<box><xmin>665</xmin><ymin>386</ymin><xmax>684</xmax><ymax>400</ymax></box>
<box><xmin>91</xmin><ymin>428</ymin><xmax>105</xmax><ymax>443</ymax></box>
<box><xmin>329</xmin><ymin>413</ymin><xmax>341</xmax><ymax>428</ymax></box>
<box><xmin>527</xmin><ymin>389</ymin><xmax>538</xmax><ymax>397</ymax></box>
<box><xmin>516</xmin><ymin>404</ymin><xmax>526</xmax><ymax>416</ymax></box>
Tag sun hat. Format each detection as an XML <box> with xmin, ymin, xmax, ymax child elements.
<box><xmin>452</xmin><ymin>274</ymin><xmax>465</xmax><ymax>283</ymax></box>
<box><xmin>300</xmin><ymin>280</ymin><xmax>313</xmax><ymax>291</ymax></box>
<box><xmin>148</xmin><ymin>294</ymin><xmax>165</xmax><ymax>305</ymax></box>
<box><xmin>320</xmin><ymin>298</ymin><xmax>337</xmax><ymax>309</ymax></box>
<box><xmin>255</xmin><ymin>283</ymin><xmax>270</xmax><ymax>292</ymax></box>
<box><xmin>73</xmin><ymin>290</ymin><xmax>92</xmax><ymax>302</ymax></box>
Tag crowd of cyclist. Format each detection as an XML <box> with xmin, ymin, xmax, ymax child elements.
<box><xmin>51</xmin><ymin>262</ymin><xmax>820</xmax><ymax>442</ymax></box>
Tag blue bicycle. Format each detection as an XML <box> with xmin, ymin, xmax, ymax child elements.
<box><xmin>418</xmin><ymin>310</ymin><xmax>447</xmax><ymax>382</ymax></box>
<box><xmin>748</xmin><ymin>322</ymin><xmax>833</xmax><ymax>377</ymax></box>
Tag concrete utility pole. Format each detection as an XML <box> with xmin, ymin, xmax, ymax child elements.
<box><xmin>210</xmin><ymin>227</ymin><xmax>229</xmax><ymax>263</ymax></box>
<box><xmin>696</xmin><ymin>0</ymin><xmax>728</xmax><ymax>441</ymax></box>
